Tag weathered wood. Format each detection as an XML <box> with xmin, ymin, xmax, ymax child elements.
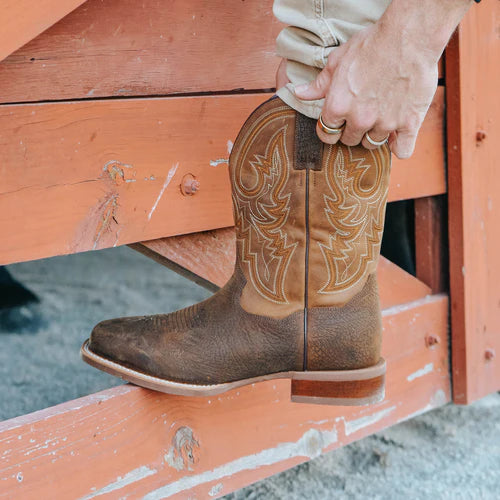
<box><xmin>132</xmin><ymin>229</ymin><xmax>431</xmax><ymax>310</ymax></box>
<box><xmin>0</xmin><ymin>0</ymin><xmax>88</xmax><ymax>62</ymax></box>
<box><xmin>445</xmin><ymin>3</ymin><xmax>500</xmax><ymax>404</ymax></box>
<box><xmin>0</xmin><ymin>0</ymin><xmax>443</xmax><ymax>104</ymax></box>
<box><xmin>0</xmin><ymin>294</ymin><xmax>449</xmax><ymax>499</ymax></box>
<box><xmin>415</xmin><ymin>196</ymin><xmax>448</xmax><ymax>294</ymax></box>
<box><xmin>0</xmin><ymin>90</ymin><xmax>445</xmax><ymax>266</ymax></box>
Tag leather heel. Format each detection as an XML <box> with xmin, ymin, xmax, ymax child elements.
<box><xmin>290</xmin><ymin>359</ymin><xmax>386</xmax><ymax>406</ymax></box>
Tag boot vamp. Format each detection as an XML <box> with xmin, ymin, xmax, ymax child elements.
<box><xmin>89</xmin><ymin>270</ymin><xmax>304</xmax><ymax>385</ymax></box>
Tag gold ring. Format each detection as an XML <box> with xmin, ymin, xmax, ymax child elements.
<box><xmin>317</xmin><ymin>114</ymin><xmax>346</xmax><ymax>135</ymax></box>
<box><xmin>365</xmin><ymin>131</ymin><xmax>389</xmax><ymax>147</ymax></box>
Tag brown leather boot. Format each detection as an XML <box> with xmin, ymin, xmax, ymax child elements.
<box><xmin>81</xmin><ymin>94</ymin><xmax>392</xmax><ymax>405</ymax></box>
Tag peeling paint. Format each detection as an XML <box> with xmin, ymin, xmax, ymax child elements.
<box><xmin>79</xmin><ymin>466</ymin><xmax>157</xmax><ymax>499</ymax></box>
<box><xmin>164</xmin><ymin>426</ymin><xmax>200</xmax><ymax>472</ymax></box>
<box><xmin>344</xmin><ymin>406</ymin><xmax>396</xmax><ymax>436</ymax></box>
<box><xmin>92</xmin><ymin>194</ymin><xmax>119</xmax><ymax>250</ymax></box>
<box><xmin>209</xmin><ymin>158</ymin><xmax>228</xmax><ymax>167</ymax></box>
<box><xmin>227</xmin><ymin>140</ymin><xmax>234</xmax><ymax>154</ymax></box>
<box><xmin>102</xmin><ymin>160</ymin><xmax>135</xmax><ymax>185</ymax></box>
<box><xmin>407</xmin><ymin>363</ymin><xmax>434</xmax><ymax>382</ymax></box>
<box><xmin>143</xmin><ymin>427</ymin><xmax>337</xmax><ymax>499</ymax></box>
<box><xmin>208</xmin><ymin>483</ymin><xmax>223</xmax><ymax>497</ymax></box>
<box><xmin>148</xmin><ymin>163</ymin><xmax>179</xmax><ymax>220</ymax></box>
<box><xmin>396</xmin><ymin>389</ymin><xmax>449</xmax><ymax>423</ymax></box>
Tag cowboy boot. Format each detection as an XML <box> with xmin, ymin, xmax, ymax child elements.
<box><xmin>81</xmin><ymin>94</ymin><xmax>391</xmax><ymax>405</ymax></box>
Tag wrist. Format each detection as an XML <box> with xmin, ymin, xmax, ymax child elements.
<box><xmin>377</xmin><ymin>0</ymin><xmax>474</xmax><ymax>62</ymax></box>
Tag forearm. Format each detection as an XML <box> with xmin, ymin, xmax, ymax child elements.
<box><xmin>377</xmin><ymin>0</ymin><xmax>475</xmax><ymax>62</ymax></box>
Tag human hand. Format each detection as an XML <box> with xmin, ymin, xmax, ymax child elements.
<box><xmin>293</xmin><ymin>22</ymin><xmax>439</xmax><ymax>159</ymax></box>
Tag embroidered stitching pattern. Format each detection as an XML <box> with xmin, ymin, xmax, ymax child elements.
<box><xmin>318</xmin><ymin>144</ymin><xmax>390</xmax><ymax>293</ymax></box>
<box><xmin>232</xmin><ymin>110</ymin><xmax>297</xmax><ymax>304</ymax></box>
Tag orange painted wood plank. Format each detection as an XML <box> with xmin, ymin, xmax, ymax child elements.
<box><xmin>445</xmin><ymin>2</ymin><xmax>500</xmax><ymax>404</ymax></box>
<box><xmin>0</xmin><ymin>0</ymin><xmax>282</xmax><ymax>103</ymax></box>
<box><xmin>0</xmin><ymin>0</ymin><xmax>443</xmax><ymax>104</ymax></box>
<box><xmin>132</xmin><ymin>229</ymin><xmax>431</xmax><ymax>310</ymax></box>
<box><xmin>0</xmin><ymin>0</ymin><xmax>88</xmax><ymax>62</ymax></box>
<box><xmin>0</xmin><ymin>92</ymin><xmax>445</xmax><ymax>266</ymax></box>
<box><xmin>0</xmin><ymin>294</ymin><xmax>449</xmax><ymax>499</ymax></box>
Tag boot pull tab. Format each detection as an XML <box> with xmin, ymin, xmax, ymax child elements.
<box><xmin>294</xmin><ymin>112</ymin><xmax>324</xmax><ymax>171</ymax></box>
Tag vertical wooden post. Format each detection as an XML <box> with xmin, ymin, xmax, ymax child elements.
<box><xmin>445</xmin><ymin>2</ymin><xmax>500</xmax><ymax>403</ymax></box>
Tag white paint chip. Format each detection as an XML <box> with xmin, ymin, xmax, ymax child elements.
<box><xmin>142</xmin><ymin>427</ymin><xmax>338</xmax><ymax>499</ymax></box>
<box><xmin>79</xmin><ymin>466</ymin><xmax>157</xmax><ymax>499</ymax></box>
<box><xmin>344</xmin><ymin>406</ymin><xmax>396</xmax><ymax>436</ymax></box>
<box><xmin>407</xmin><ymin>363</ymin><xmax>434</xmax><ymax>382</ymax></box>
<box><xmin>148</xmin><ymin>163</ymin><xmax>179</xmax><ymax>220</ymax></box>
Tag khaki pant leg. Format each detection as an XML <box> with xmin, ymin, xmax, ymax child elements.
<box><xmin>273</xmin><ymin>0</ymin><xmax>391</xmax><ymax>118</ymax></box>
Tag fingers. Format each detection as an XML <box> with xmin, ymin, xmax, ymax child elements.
<box><xmin>361</xmin><ymin>123</ymin><xmax>392</xmax><ymax>150</ymax></box>
<box><xmin>390</xmin><ymin>129</ymin><xmax>418</xmax><ymax>159</ymax></box>
<box><xmin>293</xmin><ymin>68</ymin><xmax>332</xmax><ymax>101</ymax></box>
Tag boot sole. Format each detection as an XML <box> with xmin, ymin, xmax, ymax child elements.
<box><xmin>80</xmin><ymin>339</ymin><xmax>385</xmax><ymax>406</ymax></box>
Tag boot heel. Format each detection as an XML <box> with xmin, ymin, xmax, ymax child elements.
<box><xmin>290</xmin><ymin>359</ymin><xmax>386</xmax><ymax>406</ymax></box>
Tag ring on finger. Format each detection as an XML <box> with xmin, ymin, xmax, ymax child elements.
<box><xmin>365</xmin><ymin>131</ymin><xmax>389</xmax><ymax>147</ymax></box>
<box><xmin>317</xmin><ymin>114</ymin><xmax>346</xmax><ymax>135</ymax></box>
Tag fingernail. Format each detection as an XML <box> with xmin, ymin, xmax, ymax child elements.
<box><xmin>294</xmin><ymin>84</ymin><xmax>308</xmax><ymax>94</ymax></box>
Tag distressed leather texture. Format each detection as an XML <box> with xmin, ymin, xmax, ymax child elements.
<box><xmin>89</xmin><ymin>94</ymin><xmax>392</xmax><ymax>384</ymax></box>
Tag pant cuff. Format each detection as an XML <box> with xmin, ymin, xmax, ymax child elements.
<box><xmin>276</xmin><ymin>83</ymin><xmax>324</xmax><ymax>120</ymax></box>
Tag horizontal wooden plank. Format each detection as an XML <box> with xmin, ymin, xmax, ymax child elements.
<box><xmin>0</xmin><ymin>91</ymin><xmax>445</xmax><ymax>266</ymax></box>
<box><xmin>0</xmin><ymin>0</ymin><xmax>443</xmax><ymax>104</ymax></box>
<box><xmin>0</xmin><ymin>0</ymin><xmax>87</xmax><ymax>63</ymax></box>
<box><xmin>0</xmin><ymin>0</ymin><xmax>282</xmax><ymax>103</ymax></box>
<box><xmin>0</xmin><ymin>294</ymin><xmax>449</xmax><ymax>499</ymax></box>
<box><xmin>131</xmin><ymin>229</ymin><xmax>432</xmax><ymax>310</ymax></box>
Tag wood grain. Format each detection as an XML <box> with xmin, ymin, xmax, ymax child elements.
<box><xmin>0</xmin><ymin>0</ymin><xmax>87</xmax><ymax>62</ymax></box>
<box><xmin>0</xmin><ymin>0</ymin><xmax>443</xmax><ymax>104</ymax></box>
<box><xmin>445</xmin><ymin>2</ymin><xmax>500</xmax><ymax>404</ymax></box>
<box><xmin>0</xmin><ymin>294</ymin><xmax>449</xmax><ymax>499</ymax></box>
<box><xmin>0</xmin><ymin>91</ymin><xmax>445</xmax><ymax>266</ymax></box>
<box><xmin>0</xmin><ymin>0</ymin><xmax>283</xmax><ymax>103</ymax></box>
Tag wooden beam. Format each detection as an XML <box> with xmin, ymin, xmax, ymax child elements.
<box><xmin>0</xmin><ymin>0</ymin><xmax>443</xmax><ymax>104</ymax></box>
<box><xmin>445</xmin><ymin>3</ymin><xmax>500</xmax><ymax>404</ymax></box>
<box><xmin>0</xmin><ymin>91</ymin><xmax>445</xmax><ymax>266</ymax></box>
<box><xmin>0</xmin><ymin>294</ymin><xmax>449</xmax><ymax>499</ymax></box>
<box><xmin>0</xmin><ymin>0</ymin><xmax>88</xmax><ymax>62</ymax></box>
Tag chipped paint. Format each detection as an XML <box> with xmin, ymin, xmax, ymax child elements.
<box><xmin>381</xmin><ymin>294</ymin><xmax>442</xmax><ymax>316</ymax></box>
<box><xmin>396</xmin><ymin>389</ymin><xmax>449</xmax><ymax>423</ymax></box>
<box><xmin>143</xmin><ymin>427</ymin><xmax>337</xmax><ymax>499</ymax></box>
<box><xmin>407</xmin><ymin>363</ymin><xmax>434</xmax><ymax>382</ymax></box>
<box><xmin>344</xmin><ymin>406</ymin><xmax>396</xmax><ymax>436</ymax></box>
<box><xmin>227</xmin><ymin>140</ymin><xmax>234</xmax><ymax>154</ymax></box>
<box><xmin>79</xmin><ymin>466</ymin><xmax>157</xmax><ymax>499</ymax></box>
<box><xmin>208</xmin><ymin>483</ymin><xmax>223</xmax><ymax>497</ymax></box>
<box><xmin>92</xmin><ymin>194</ymin><xmax>119</xmax><ymax>250</ymax></box>
<box><xmin>209</xmin><ymin>158</ymin><xmax>228</xmax><ymax>167</ymax></box>
<box><xmin>0</xmin><ymin>386</ymin><xmax>135</xmax><ymax>433</ymax></box>
<box><xmin>102</xmin><ymin>160</ymin><xmax>135</xmax><ymax>185</ymax></box>
<box><xmin>148</xmin><ymin>163</ymin><xmax>179</xmax><ymax>220</ymax></box>
<box><xmin>164</xmin><ymin>426</ymin><xmax>200</xmax><ymax>472</ymax></box>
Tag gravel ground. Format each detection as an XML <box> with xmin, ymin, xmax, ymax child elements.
<box><xmin>1</xmin><ymin>246</ymin><xmax>499</xmax><ymax>499</ymax></box>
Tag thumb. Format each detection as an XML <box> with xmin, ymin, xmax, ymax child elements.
<box><xmin>293</xmin><ymin>70</ymin><xmax>330</xmax><ymax>101</ymax></box>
